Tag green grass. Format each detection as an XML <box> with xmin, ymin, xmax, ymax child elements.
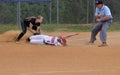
<box><xmin>0</xmin><ymin>24</ymin><xmax>120</xmax><ymax>34</ymax></box>
<box><xmin>0</xmin><ymin>24</ymin><xmax>18</xmax><ymax>34</ymax></box>
<box><xmin>108</xmin><ymin>24</ymin><xmax>120</xmax><ymax>31</ymax></box>
<box><xmin>41</xmin><ymin>24</ymin><xmax>93</xmax><ymax>32</ymax></box>
<box><xmin>42</xmin><ymin>24</ymin><xmax>120</xmax><ymax>32</ymax></box>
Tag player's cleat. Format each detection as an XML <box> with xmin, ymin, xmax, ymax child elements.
<box><xmin>15</xmin><ymin>39</ymin><xmax>19</xmax><ymax>43</ymax></box>
<box><xmin>26</xmin><ymin>38</ymin><xmax>30</xmax><ymax>42</ymax></box>
<box><xmin>87</xmin><ymin>41</ymin><xmax>94</xmax><ymax>45</ymax></box>
<box><xmin>98</xmin><ymin>43</ymin><xmax>108</xmax><ymax>47</ymax></box>
<box><xmin>15</xmin><ymin>40</ymin><xmax>19</xmax><ymax>43</ymax></box>
<box><xmin>88</xmin><ymin>38</ymin><xmax>96</xmax><ymax>45</ymax></box>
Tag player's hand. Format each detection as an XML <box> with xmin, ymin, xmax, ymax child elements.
<box><xmin>96</xmin><ymin>19</ymin><xmax>101</xmax><ymax>22</ymax></box>
<box><xmin>96</xmin><ymin>14</ymin><xmax>101</xmax><ymax>19</ymax></box>
<box><xmin>97</xmin><ymin>14</ymin><xmax>101</xmax><ymax>17</ymax></box>
<box><xmin>33</xmin><ymin>33</ymin><xmax>40</xmax><ymax>35</ymax></box>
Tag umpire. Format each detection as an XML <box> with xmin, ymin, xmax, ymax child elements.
<box><xmin>89</xmin><ymin>0</ymin><xmax>113</xmax><ymax>47</ymax></box>
<box><xmin>16</xmin><ymin>16</ymin><xmax>43</xmax><ymax>42</ymax></box>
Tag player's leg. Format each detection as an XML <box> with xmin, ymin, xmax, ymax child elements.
<box><xmin>89</xmin><ymin>22</ymin><xmax>102</xmax><ymax>43</ymax></box>
<box><xmin>28</xmin><ymin>35</ymin><xmax>45</xmax><ymax>44</ymax></box>
<box><xmin>30</xmin><ymin>39</ymin><xmax>44</xmax><ymax>44</ymax></box>
<box><xmin>29</xmin><ymin>35</ymin><xmax>45</xmax><ymax>40</ymax></box>
<box><xmin>16</xmin><ymin>21</ymin><xmax>27</xmax><ymax>42</ymax></box>
<box><xmin>99</xmin><ymin>22</ymin><xmax>111</xmax><ymax>46</ymax></box>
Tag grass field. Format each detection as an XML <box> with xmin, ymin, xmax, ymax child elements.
<box><xmin>0</xmin><ymin>23</ymin><xmax>120</xmax><ymax>34</ymax></box>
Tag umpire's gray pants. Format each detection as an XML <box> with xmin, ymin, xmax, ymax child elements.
<box><xmin>90</xmin><ymin>20</ymin><xmax>112</xmax><ymax>43</ymax></box>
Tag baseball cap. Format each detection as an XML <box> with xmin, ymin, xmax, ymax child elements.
<box><xmin>95</xmin><ymin>0</ymin><xmax>103</xmax><ymax>5</ymax></box>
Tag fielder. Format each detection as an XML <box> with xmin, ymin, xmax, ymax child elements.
<box><xmin>16</xmin><ymin>16</ymin><xmax>43</xmax><ymax>43</ymax></box>
<box><xmin>26</xmin><ymin>33</ymin><xmax>78</xmax><ymax>46</ymax></box>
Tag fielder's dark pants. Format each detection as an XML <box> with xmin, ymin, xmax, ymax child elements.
<box><xmin>16</xmin><ymin>20</ymin><xmax>28</xmax><ymax>41</ymax></box>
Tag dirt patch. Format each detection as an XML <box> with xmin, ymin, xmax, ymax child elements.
<box><xmin>0</xmin><ymin>31</ymin><xmax>120</xmax><ymax>75</ymax></box>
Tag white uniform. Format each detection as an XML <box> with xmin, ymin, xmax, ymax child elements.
<box><xmin>29</xmin><ymin>35</ymin><xmax>62</xmax><ymax>46</ymax></box>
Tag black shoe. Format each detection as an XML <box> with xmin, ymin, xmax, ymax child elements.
<box><xmin>15</xmin><ymin>39</ymin><xmax>19</xmax><ymax>43</ymax></box>
<box><xmin>26</xmin><ymin>38</ymin><xmax>30</xmax><ymax>42</ymax></box>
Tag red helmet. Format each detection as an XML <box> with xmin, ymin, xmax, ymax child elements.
<box><xmin>58</xmin><ymin>36</ymin><xmax>67</xmax><ymax>46</ymax></box>
<box><xmin>61</xmin><ymin>37</ymin><xmax>67</xmax><ymax>44</ymax></box>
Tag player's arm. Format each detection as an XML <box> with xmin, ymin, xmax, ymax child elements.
<box><xmin>95</xmin><ymin>14</ymin><xmax>101</xmax><ymax>19</ymax></box>
<box><xmin>28</xmin><ymin>23</ymin><xmax>37</xmax><ymax>34</ymax></box>
<box><xmin>35</xmin><ymin>22</ymin><xmax>41</xmax><ymax>34</ymax></box>
<box><xmin>96</xmin><ymin>15</ymin><xmax>110</xmax><ymax>22</ymax></box>
<box><xmin>96</xmin><ymin>7</ymin><xmax>111</xmax><ymax>22</ymax></box>
<box><xmin>95</xmin><ymin>8</ymin><xmax>101</xmax><ymax>19</ymax></box>
<box><xmin>36</xmin><ymin>26</ymin><xmax>41</xmax><ymax>34</ymax></box>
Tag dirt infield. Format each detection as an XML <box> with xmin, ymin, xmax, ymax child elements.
<box><xmin>0</xmin><ymin>31</ymin><xmax>120</xmax><ymax>75</ymax></box>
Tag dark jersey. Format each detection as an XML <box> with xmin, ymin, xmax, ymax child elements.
<box><xmin>24</xmin><ymin>18</ymin><xmax>40</xmax><ymax>27</ymax></box>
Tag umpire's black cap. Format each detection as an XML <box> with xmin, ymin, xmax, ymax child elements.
<box><xmin>95</xmin><ymin>0</ymin><xmax>103</xmax><ymax>5</ymax></box>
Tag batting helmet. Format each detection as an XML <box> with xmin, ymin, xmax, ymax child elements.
<box><xmin>58</xmin><ymin>36</ymin><xmax>67</xmax><ymax>46</ymax></box>
<box><xmin>61</xmin><ymin>37</ymin><xmax>67</xmax><ymax>44</ymax></box>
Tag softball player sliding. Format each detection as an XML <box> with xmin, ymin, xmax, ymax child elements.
<box><xmin>27</xmin><ymin>35</ymin><xmax>67</xmax><ymax>46</ymax></box>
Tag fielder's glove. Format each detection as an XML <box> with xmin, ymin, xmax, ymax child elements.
<box><xmin>33</xmin><ymin>32</ymin><xmax>40</xmax><ymax>35</ymax></box>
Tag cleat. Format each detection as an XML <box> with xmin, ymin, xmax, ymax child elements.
<box><xmin>15</xmin><ymin>39</ymin><xmax>19</xmax><ymax>43</ymax></box>
<box><xmin>26</xmin><ymin>38</ymin><xmax>30</xmax><ymax>42</ymax></box>
<box><xmin>98</xmin><ymin>43</ymin><xmax>108</xmax><ymax>47</ymax></box>
<box><xmin>87</xmin><ymin>41</ymin><xmax>94</xmax><ymax>45</ymax></box>
<box><xmin>15</xmin><ymin>41</ymin><xmax>19</xmax><ymax>43</ymax></box>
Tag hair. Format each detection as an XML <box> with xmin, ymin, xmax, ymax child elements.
<box><xmin>37</xmin><ymin>15</ymin><xmax>43</xmax><ymax>19</ymax></box>
<box><xmin>25</xmin><ymin>15</ymin><xmax>43</xmax><ymax>21</ymax></box>
<box><xmin>25</xmin><ymin>16</ymin><xmax>36</xmax><ymax>20</ymax></box>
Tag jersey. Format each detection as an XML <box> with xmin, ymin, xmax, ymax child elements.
<box><xmin>95</xmin><ymin>5</ymin><xmax>113</xmax><ymax>21</ymax></box>
<box><xmin>29</xmin><ymin>35</ymin><xmax>62</xmax><ymax>46</ymax></box>
<box><xmin>24</xmin><ymin>18</ymin><xmax>40</xmax><ymax>27</ymax></box>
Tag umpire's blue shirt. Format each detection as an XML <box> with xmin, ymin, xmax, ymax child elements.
<box><xmin>95</xmin><ymin>5</ymin><xmax>113</xmax><ymax>20</ymax></box>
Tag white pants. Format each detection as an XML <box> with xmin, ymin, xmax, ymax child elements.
<box><xmin>29</xmin><ymin>35</ymin><xmax>47</xmax><ymax>44</ymax></box>
<box><xmin>29</xmin><ymin>35</ymin><xmax>61</xmax><ymax>46</ymax></box>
